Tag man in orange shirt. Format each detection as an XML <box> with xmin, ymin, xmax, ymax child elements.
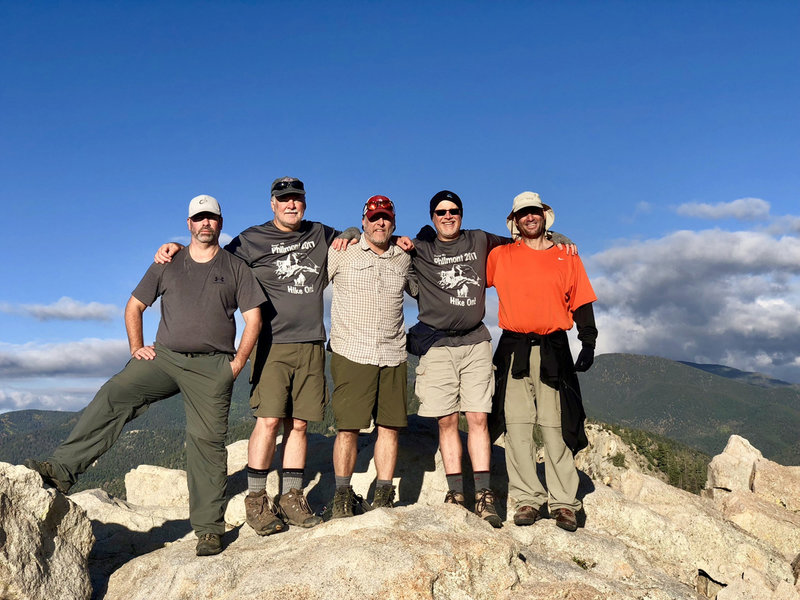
<box><xmin>486</xmin><ymin>192</ymin><xmax>597</xmax><ymax>532</ymax></box>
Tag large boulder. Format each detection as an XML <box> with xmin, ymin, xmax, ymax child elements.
<box><xmin>575</xmin><ymin>423</ymin><xmax>667</xmax><ymax>487</ymax></box>
<box><xmin>103</xmin><ymin>504</ymin><xmax>523</xmax><ymax>600</ymax></box>
<box><xmin>606</xmin><ymin>469</ymin><xmax>796</xmax><ymax>596</ymax></box>
<box><xmin>0</xmin><ymin>462</ymin><xmax>94</xmax><ymax>600</ymax></box>
<box><xmin>704</xmin><ymin>435</ymin><xmax>762</xmax><ymax>492</ymax></box>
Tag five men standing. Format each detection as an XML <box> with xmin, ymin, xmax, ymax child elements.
<box><xmin>27</xmin><ymin>183</ymin><xmax>597</xmax><ymax>549</ymax></box>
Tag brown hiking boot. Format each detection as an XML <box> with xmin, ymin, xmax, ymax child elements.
<box><xmin>331</xmin><ymin>485</ymin><xmax>356</xmax><ymax>519</ymax></box>
<box><xmin>443</xmin><ymin>490</ymin><xmax>466</xmax><ymax>507</ymax></box>
<box><xmin>24</xmin><ymin>459</ymin><xmax>72</xmax><ymax>494</ymax></box>
<box><xmin>372</xmin><ymin>484</ymin><xmax>395</xmax><ymax>509</ymax></box>
<box><xmin>195</xmin><ymin>533</ymin><xmax>223</xmax><ymax>556</ymax></box>
<box><xmin>244</xmin><ymin>489</ymin><xmax>285</xmax><ymax>535</ymax></box>
<box><xmin>513</xmin><ymin>505</ymin><xmax>541</xmax><ymax>526</ymax></box>
<box><xmin>552</xmin><ymin>507</ymin><xmax>578</xmax><ymax>532</ymax></box>
<box><xmin>278</xmin><ymin>488</ymin><xmax>322</xmax><ymax>528</ymax></box>
<box><xmin>474</xmin><ymin>488</ymin><xmax>502</xmax><ymax>529</ymax></box>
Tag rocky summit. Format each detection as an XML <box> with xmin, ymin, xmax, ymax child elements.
<box><xmin>1</xmin><ymin>417</ymin><xmax>799</xmax><ymax>600</ymax></box>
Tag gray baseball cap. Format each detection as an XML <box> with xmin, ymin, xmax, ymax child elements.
<box><xmin>271</xmin><ymin>177</ymin><xmax>306</xmax><ymax>198</ymax></box>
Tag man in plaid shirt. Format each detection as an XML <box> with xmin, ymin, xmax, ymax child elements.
<box><xmin>326</xmin><ymin>195</ymin><xmax>414</xmax><ymax>518</ymax></box>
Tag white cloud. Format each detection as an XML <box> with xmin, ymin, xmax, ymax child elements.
<box><xmin>0</xmin><ymin>296</ymin><xmax>120</xmax><ymax>321</ymax></box>
<box><xmin>0</xmin><ymin>385</ymin><xmax>101</xmax><ymax>413</ymax></box>
<box><xmin>675</xmin><ymin>197</ymin><xmax>770</xmax><ymax>221</ymax></box>
<box><xmin>589</xmin><ymin>228</ymin><xmax>800</xmax><ymax>382</ymax></box>
<box><xmin>0</xmin><ymin>338</ymin><xmax>130</xmax><ymax>378</ymax></box>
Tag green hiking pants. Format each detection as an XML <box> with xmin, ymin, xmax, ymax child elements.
<box><xmin>49</xmin><ymin>343</ymin><xmax>234</xmax><ymax>536</ymax></box>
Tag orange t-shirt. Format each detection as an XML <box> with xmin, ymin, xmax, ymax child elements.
<box><xmin>486</xmin><ymin>241</ymin><xmax>597</xmax><ymax>335</ymax></box>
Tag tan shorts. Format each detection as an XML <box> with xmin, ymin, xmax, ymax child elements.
<box><xmin>415</xmin><ymin>341</ymin><xmax>494</xmax><ymax>418</ymax></box>
<box><xmin>249</xmin><ymin>342</ymin><xmax>326</xmax><ymax>421</ymax></box>
<box><xmin>330</xmin><ymin>352</ymin><xmax>408</xmax><ymax>430</ymax></box>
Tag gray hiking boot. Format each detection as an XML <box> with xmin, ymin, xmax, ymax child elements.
<box><xmin>444</xmin><ymin>490</ymin><xmax>466</xmax><ymax>508</ymax></box>
<box><xmin>372</xmin><ymin>484</ymin><xmax>396</xmax><ymax>509</ymax></box>
<box><xmin>24</xmin><ymin>459</ymin><xmax>72</xmax><ymax>494</ymax></box>
<box><xmin>475</xmin><ymin>488</ymin><xmax>502</xmax><ymax>529</ymax></box>
<box><xmin>278</xmin><ymin>488</ymin><xmax>322</xmax><ymax>528</ymax></box>
<box><xmin>195</xmin><ymin>533</ymin><xmax>223</xmax><ymax>556</ymax></box>
<box><xmin>244</xmin><ymin>489</ymin><xmax>285</xmax><ymax>535</ymax></box>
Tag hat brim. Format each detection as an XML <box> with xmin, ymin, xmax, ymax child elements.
<box><xmin>273</xmin><ymin>188</ymin><xmax>306</xmax><ymax>198</ymax></box>
<box><xmin>364</xmin><ymin>209</ymin><xmax>395</xmax><ymax>221</ymax></box>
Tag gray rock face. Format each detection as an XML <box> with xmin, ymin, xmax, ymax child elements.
<box><xmin>104</xmin><ymin>505</ymin><xmax>523</xmax><ymax>600</ymax></box>
<box><xmin>6</xmin><ymin>423</ymin><xmax>800</xmax><ymax>600</ymax></box>
<box><xmin>0</xmin><ymin>463</ymin><xmax>94</xmax><ymax>600</ymax></box>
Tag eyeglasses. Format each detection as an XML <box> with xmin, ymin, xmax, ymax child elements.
<box><xmin>434</xmin><ymin>208</ymin><xmax>461</xmax><ymax>217</ymax></box>
<box><xmin>272</xmin><ymin>180</ymin><xmax>305</xmax><ymax>193</ymax></box>
<box><xmin>274</xmin><ymin>194</ymin><xmax>305</xmax><ymax>203</ymax></box>
<box><xmin>364</xmin><ymin>195</ymin><xmax>394</xmax><ymax>214</ymax></box>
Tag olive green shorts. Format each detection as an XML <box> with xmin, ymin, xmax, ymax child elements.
<box><xmin>249</xmin><ymin>342</ymin><xmax>327</xmax><ymax>421</ymax></box>
<box><xmin>330</xmin><ymin>352</ymin><xmax>408</xmax><ymax>430</ymax></box>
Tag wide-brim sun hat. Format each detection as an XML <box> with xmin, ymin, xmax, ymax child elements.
<box><xmin>506</xmin><ymin>191</ymin><xmax>554</xmax><ymax>238</ymax></box>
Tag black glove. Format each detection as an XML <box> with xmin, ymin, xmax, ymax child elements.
<box><xmin>574</xmin><ymin>347</ymin><xmax>594</xmax><ymax>372</ymax></box>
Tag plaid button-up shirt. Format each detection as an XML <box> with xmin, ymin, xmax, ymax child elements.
<box><xmin>328</xmin><ymin>235</ymin><xmax>413</xmax><ymax>367</ymax></box>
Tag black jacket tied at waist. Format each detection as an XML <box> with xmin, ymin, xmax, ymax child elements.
<box><xmin>489</xmin><ymin>329</ymin><xmax>588</xmax><ymax>455</ymax></box>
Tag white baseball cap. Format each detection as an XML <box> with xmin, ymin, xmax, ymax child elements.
<box><xmin>188</xmin><ymin>194</ymin><xmax>222</xmax><ymax>218</ymax></box>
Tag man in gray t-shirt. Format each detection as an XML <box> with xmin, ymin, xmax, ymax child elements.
<box><xmin>407</xmin><ymin>190</ymin><xmax>573</xmax><ymax>528</ymax></box>
<box><xmin>26</xmin><ymin>195</ymin><xmax>265</xmax><ymax>557</ymax></box>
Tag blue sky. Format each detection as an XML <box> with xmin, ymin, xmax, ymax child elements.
<box><xmin>2</xmin><ymin>1</ymin><xmax>799</xmax><ymax>412</ymax></box>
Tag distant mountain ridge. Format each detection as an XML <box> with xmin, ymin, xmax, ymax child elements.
<box><xmin>678</xmin><ymin>360</ymin><xmax>797</xmax><ymax>388</ymax></box>
<box><xmin>1</xmin><ymin>352</ymin><xmax>797</xmax><ymax>497</ymax></box>
<box><xmin>580</xmin><ymin>353</ymin><xmax>800</xmax><ymax>465</ymax></box>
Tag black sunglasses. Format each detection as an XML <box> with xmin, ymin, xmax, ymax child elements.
<box><xmin>434</xmin><ymin>208</ymin><xmax>461</xmax><ymax>217</ymax></box>
<box><xmin>272</xmin><ymin>180</ymin><xmax>305</xmax><ymax>192</ymax></box>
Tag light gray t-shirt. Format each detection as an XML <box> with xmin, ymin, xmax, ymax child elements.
<box><xmin>409</xmin><ymin>228</ymin><xmax>509</xmax><ymax>347</ymax></box>
<box><xmin>224</xmin><ymin>220</ymin><xmax>356</xmax><ymax>343</ymax></box>
<box><xmin>132</xmin><ymin>248</ymin><xmax>266</xmax><ymax>354</ymax></box>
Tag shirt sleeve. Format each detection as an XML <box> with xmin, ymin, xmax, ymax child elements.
<box><xmin>484</xmin><ymin>230</ymin><xmax>512</xmax><ymax>252</ymax></box>
<box><xmin>234</xmin><ymin>261</ymin><xmax>268</xmax><ymax>313</ymax></box>
<box><xmin>224</xmin><ymin>234</ymin><xmax>251</xmax><ymax>264</ymax></box>
<box><xmin>131</xmin><ymin>262</ymin><xmax>166</xmax><ymax>307</ymax></box>
<box><xmin>327</xmin><ymin>245</ymin><xmax>341</xmax><ymax>281</ymax></box>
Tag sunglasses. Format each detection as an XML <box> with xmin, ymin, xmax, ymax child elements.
<box><xmin>434</xmin><ymin>208</ymin><xmax>461</xmax><ymax>217</ymax></box>
<box><xmin>272</xmin><ymin>180</ymin><xmax>305</xmax><ymax>192</ymax></box>
<box><xmin>364</xmin><ymin>196</ymin><xmax>394</xmax><ymax>213</ymax></box>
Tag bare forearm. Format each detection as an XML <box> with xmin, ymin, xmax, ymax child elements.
<box><xmin>232</xmin><ymin>309</ymin><xmax>261</xmax><ymax>374</ymax></box>
<box><xmin>124</xmin><ymin>297</ymin><xmax>146</xmax><ymax>354</ymax></box>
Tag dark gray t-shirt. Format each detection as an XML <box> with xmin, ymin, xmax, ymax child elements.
<box><xmin>224</xmin><ymin>220</ymin><xmax>353</xmax><ymax>343</ymax></box>
<box><xmin>409</xmin><ymin>228</ymin><xmax>509</xmax><ymax>347</ymax></box>
<box><xmin>132</xmin><ymin>248</ymin><xmax>266</xmax><ymax>354</ymax></box>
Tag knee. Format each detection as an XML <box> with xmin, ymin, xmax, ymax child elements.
<box><xmin>256</xmin><ymin>417</ymin><xmax>281</xmax><ymax>436</ymax></box>
<box><xmin>438</xmin><ymin>413</ymin><xmax>459</xmax><ymax>433</ymax></box>
<box><xmin>289</xmin><ymin>418</ymin><xmax>308</xmax><ymax>435</ymax></box>
<box><xmin>466</xmin><ymin>412</ymin><xmax>488</xmax><ymax>431</ymax></box>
